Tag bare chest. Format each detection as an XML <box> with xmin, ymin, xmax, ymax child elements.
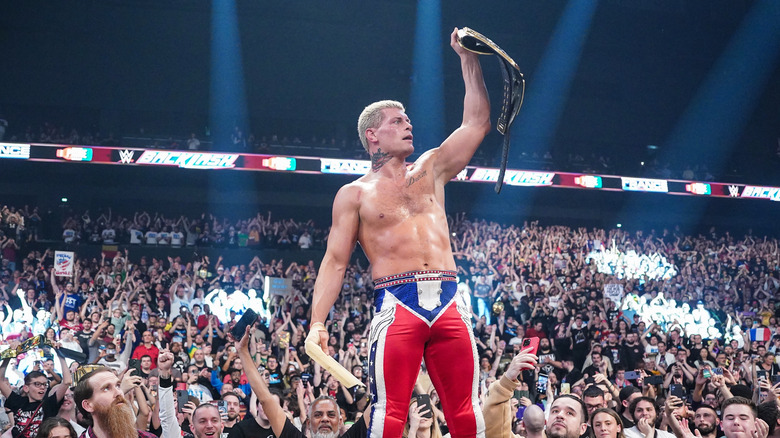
<box><xmin>360</xmin><ymin>170</ymin><xmax>439</xmax><ymax>225</ymax></box>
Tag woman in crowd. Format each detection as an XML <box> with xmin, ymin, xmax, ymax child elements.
<box><xmin>590</xmin><ymin>408</ymin><xmax>625</xmax><ymax>438</ymax></box>
<box><xmin>34</xmin><ymin>417</ymin><xmax>78</xmax><ymax>438</ymax></box>
<box><xmin>404</xmin><ymin>398</ymin><xmax>446</xmax><ymax>438</ymax></box>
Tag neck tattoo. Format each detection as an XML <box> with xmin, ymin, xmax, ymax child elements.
<box><xmin>370</xmin><ymin>148</ymin><xmax>391</xmax><ymax>172</ymax></box>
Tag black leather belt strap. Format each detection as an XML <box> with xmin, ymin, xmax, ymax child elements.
<box><xmin>457</xmin><ymin>27</ymin><xmax>525</xmax><ymax>193</ymax></box>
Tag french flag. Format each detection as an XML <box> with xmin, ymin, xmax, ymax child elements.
<box><xmin>750</xmin><ymin>328</ymin><xmax>771</xmax><ymax>342</ymax></box>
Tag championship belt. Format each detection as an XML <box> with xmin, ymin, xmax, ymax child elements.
<box><xmin>457</xmin><ymin>27</ymin><xmax>525</xmax><ymax>194</ymax></box>
<box><xmin>74</xmin><ymin>365</ymin><xmax>105</xmax><ymax>386</ymax></box>
<box><xmin>0</xmin><ymin>335</ymin><xmax>87</xmax><ymax>364</ymax></box>
<box><xmin>0</xmin><ymin>335</ymin><xmax>54</xmax><ymax>359</ymax></box>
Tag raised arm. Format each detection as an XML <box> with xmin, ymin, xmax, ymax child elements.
<box><xmin>0</xmin><ymin>358</ymin><xmax>12</xmax><ymax>398</ymax></box>
<box><xmin>237</xmin><ymin>328</ymin><xmax>287</xmax><ymax>436</ymax></box>
<box><xmin>310</xmin><ymin>184</ymin><xmax>360</xmax><ymax>352</ymax></box>
<box><xmin>50</xmin><ymin>349</ymin><xmax>72</xmax><ymax>401</ymax></box>
<box><xmin>433</xmin><ymin>28</ymin><xmax>491</xmax><ymax>184</ymax></box>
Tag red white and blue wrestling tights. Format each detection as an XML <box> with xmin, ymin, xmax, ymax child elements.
<box><xmin>368</xmin><ymin>270</ymin><xmax>484</xmax><ymax>438</ymax></box>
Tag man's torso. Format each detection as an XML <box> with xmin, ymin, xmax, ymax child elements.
<box><xmin>351</xmin><ymin>152</ymin><xmax>455</xmax><ymax>278</ymax></box>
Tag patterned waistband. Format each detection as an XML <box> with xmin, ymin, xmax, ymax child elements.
<box><xmin>373</xmin><ymin>270</ymin><xmax>457</xmax><ymax>289</ymax></box>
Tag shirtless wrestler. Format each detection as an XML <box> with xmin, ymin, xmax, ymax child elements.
<box><xmin>310</xmin><ymin>28</ymin><xmax>491</xmax><ymax>438</ymax></box>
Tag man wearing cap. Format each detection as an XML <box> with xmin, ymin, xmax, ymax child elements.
<box><xmin>73</xmin><ymin>367</ymin><xmax>153</xmax><ymax>438</ymax></box>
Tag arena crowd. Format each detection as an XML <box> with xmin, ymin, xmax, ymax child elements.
<box><xmin>1</xmin><ymin>202</ymin><xmax>780</xmax><ymax>438</ymax></box>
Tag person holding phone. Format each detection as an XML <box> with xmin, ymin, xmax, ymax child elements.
<box><xmin>404</xmin><ymin>396</ymin><xmax>443</xmax><ymax>438</ymax></box>
<box><xmin>665</xmin><ymin>397</ymin><xmax>720</xmax><ymax>438</ymax></box>
<box><xmin>483</xmin><ymin>347</ymin><xmax>538</xmax><ymax>438</ymax></box>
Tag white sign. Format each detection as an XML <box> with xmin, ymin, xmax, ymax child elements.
<box><xmin>620</xmin><ymin>177</ymin><xmax>668</xmax><ymax>193</ymax></box>
<box><xmin>320</xmin><ymin>159</ymin><xmax>370</xmax><ymax>175</ymax></box>
<box><xmin>54</xmin><ymin>251</ymin><xmax>74</xmax><ymax>277</ymax></box>
<box><xmin>604</xmin><ymin>284</ymin><xmax>624</xmax><ymax>308</ymax></box>
<box><xmin>0</xmin><ymin>143</ymin><xmax>31</xmax><ymax>159</ymax></box>
<box><xmin>741</xmin><ymin>186</ymin><xmax>780</xmax><ymax>201</ymax></box>
<box><xmin>264</xmin><ymin>276</ymin><xmax>293</xmax><ymax>296</ymax></box>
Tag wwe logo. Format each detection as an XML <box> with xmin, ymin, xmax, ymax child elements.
<box><xmin>728</xmin><ymin>185</ymin><xmax>740</xmax><ymax>197</ymax></box>
<box><xmin>119</xmin><ymin>149</ymin><xmax>135</xmax><ymax>164</ymax></box>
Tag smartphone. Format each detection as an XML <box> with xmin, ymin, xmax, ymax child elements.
<box><xmin>713</xmin><ymin>367</ymin><xmax>724</xmax><ymax>375</ymax></box>
<box><xmin>176</xmin><ymin>389</ymin><xmax>189</xmax><ymax>413</ymax></box>
<box><xmin>301</xmin><ymin>373</ymin><xmax>311</xmax><ymax>383</ymax></box>
<box><xmin>536</xmin><ymin>373</ymin><xmax>549</xmax><ymax>395</ymax></box>
<box><xmin>231</xmin><ymin>308</ymin><xmax>258</xmax><ymax>340</ymax></box>
<box><xmin>624</xmin><ymin>371</ymin><xmax>640</xmax><ymax>380</ymax></box>
<box><xmin>758</xmin><ymin>370</ymin><xmax>768</xmax><ymax>381</ymax></box>
<box><xmin>514</xmin><ymin>389</ymin><xmax>530</xmax><ymax>400</ymax></box>
<box><xmin>702</xmin><ymin>369</ymin><xmax>711</xmax><ymax>379</ymax></box>
<box><xmin>645</xmin><ymin>375</ymin><xmax>664</xmax><ymax>385</ymax></box>
<box><xmin>521</xmin><ymin>337</ymin><xmax>540</xmax><ymax>356</ymax></box>
<box><xmin>670</xmin><ymin>384</ymin><xmax>685</xmax><ymax>398</ymax></box>
<box><xmin>416</xmin><ymin>394</ymin><xmax>433</xmax><ymax>419</ymax></box>
<box><xmin>561</xmin><ymin>383</ymin><xmax>571</xmax><ymax>394</ymax></box>
<box><xmin>585</xmin><ymin>376</ymin><xmax>596</xmax><ymax>385</ymax></box>
<box><xmin>128</xmin><ymin>358</ymin><xmax>142</xmax><ymax>376</ymax></box>
<box><xmin>217</xmin><ymin>400</ymin><xmax>227</xmax><ymax>416</ymax></box>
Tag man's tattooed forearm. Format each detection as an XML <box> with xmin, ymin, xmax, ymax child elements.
<box><xmin>407</xmin><ymin>170</ymin><xmax>427</xmax><ymax>187</ymax></box>
<box><xmin>371</xmin><ymin>148</ymin><xmax>391</xmax><ymax>172</ymax></box>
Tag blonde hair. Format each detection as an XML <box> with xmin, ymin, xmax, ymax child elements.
<box><xmin>357</xmin><ymin>100</ymin><xmax>405</xmax><ymax>152</ymax></box>
<box><xmin>402</xmin><ymin>398</ymin><xmax>443</xmax><ymax>438</ymax></box>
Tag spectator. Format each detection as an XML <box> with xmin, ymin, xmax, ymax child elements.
<box><xmin>720</xmin><ymin>397</ymin><xmax>768</xmax><ymax>438</ymax></box>
<box><xmin>131</xmin><ymin>331</ymin><xmax>160</xmax><ymax>369</ymax></box>
<box><xmin>590</xmin><ymin>408</ymin><xmax>625</xmax><ymax>438</ymax></box>
<box><xmin>187</xmin><ymin>134</ymin><xmax>200</xmax><ymax>151</ymax></box>
<box><xmin>0</xmin><ymin>350</ymin><xmax>72</xmax><ymax>438</ymax></box>
<box><xmin>236</xmin><ymin>327</ymin><xmax>369</xmax><ymax>438</ymax></box>
<box><xmin>623</xmin><ymin>397</ymin><xmax>674</xmax><ymax>438</ymax></box>
<box><xmin>72</xmin><ymin>367</ymin><xmax>151</xmax><ymax>438</ymax></box>
<box><xmin>545</xmin><ymin>395</ymin><xmax>589</xmax><ymax>438</ymax></box>
<box><xmin>34</xmin><ymin>417</ymin><xmax>78</xmax><ymax>438</ymax></box>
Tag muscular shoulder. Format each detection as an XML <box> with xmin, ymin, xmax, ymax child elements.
<box><xmin>334</xmin><ymin>181</ymin><xmax>364</xmax><ymax>209</ymax></box>
<box><xmin>413</xmin><ymin>149</ymin><xmax>438</xmax><ymax>168</ymax></box>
